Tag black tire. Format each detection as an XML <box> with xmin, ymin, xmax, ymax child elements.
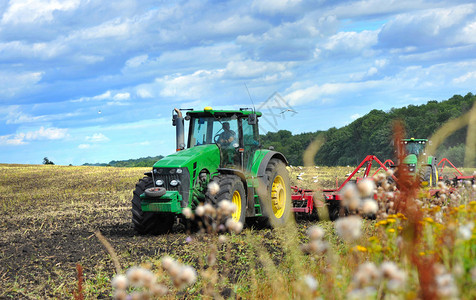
<box><xmin>420</xmin><ymin>166</ymin><xmax>434</xmax><ymax>187</ymax></box>
<box><xmin>132</xmin><ymin>177</ymin><xmax>174</xmax><ymax>235</ymax></box>
<box><xmin>145</xmin><ymin>187</ymin><xmax>166</xmax><ymax>198</ymax></box>
<box><xmin>208</xmin><ymin>174</ymin><xmax>246</xmax><ymax>224</ymax></box>
<box><xmin>259</xmin><ymin>158</ymin><xmax>292</xmax><ymax>226</ymax></box>
<box><xmin>327</xmin><ymin>200</ymin><xmax>341</xmax><ymax>221</ymax></box>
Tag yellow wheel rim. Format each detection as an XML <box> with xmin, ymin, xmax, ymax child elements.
<box><xmin>232</xmin><ymin>190</ymin><xmax>242</xmax><ymax>221</ymax></box>
<box><xmin>271</xmin><ymin>175</ymin><xmax>286</xmax><ymax>218</ymax></box>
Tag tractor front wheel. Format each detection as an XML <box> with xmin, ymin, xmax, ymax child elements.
<box><xmin>420</xmin><ymin>166</ymin><xmax>438</xmax><ymax>187</ymax></box>
<box><xmin>261</xmin><ymin>158</ymin><xmax>292</xmax><ymax>226</ymax></box>
<box><xmin>131</xmin><ymin>177</ymin><xmax>174</xmax><ymax>235</ymax></box>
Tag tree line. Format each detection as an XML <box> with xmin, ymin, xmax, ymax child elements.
<box><xmin>82</xmin><ymin>156</ymin><xmax>164</xmax><ymax>167</ymax></box>
<box><xmin>259</xmin><ymin>93</ymin><xmax>475</xmax><ymax>167</ymax></box>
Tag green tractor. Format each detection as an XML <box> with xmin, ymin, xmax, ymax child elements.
<box><xmin>400</xmin><ymin>138</ymin><xmax>438</xmax><ymax>187</ymax></box>
<box><xmin>132</xmin><ymin>106</ymin><xmax>292</xmax><ymax>234</ymax></box>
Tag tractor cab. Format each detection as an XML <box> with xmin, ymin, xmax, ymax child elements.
<box><xmin>399</xmin><ymin>138</ymin><xmax>438</xmax><ymax>187</ymax></box>
<box><xmin>184</xmin><ymin>107</ymin><xmax>261</xmax><ymax>170</ymax></box>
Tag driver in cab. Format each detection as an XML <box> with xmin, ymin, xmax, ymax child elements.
<box><xmin>217</xmin><ymin>122</ymin><xmax>235</xmax><ymax>147</ymax></box>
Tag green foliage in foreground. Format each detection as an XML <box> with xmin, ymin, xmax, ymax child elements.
<box><xmin>1</xmin><ymin>164</ymin><xmax>474</xmax><ymax>299</ymax></box>
<box><xmin>260</xmin><ymin>93</ymin><xmax>476</xmax><ymax>166</ymax></box>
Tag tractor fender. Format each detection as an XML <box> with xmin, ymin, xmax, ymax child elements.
<box><xmin>257</xmin><ymin>151</ymin><xmax>288</xmax><ymax>182</ymax></box>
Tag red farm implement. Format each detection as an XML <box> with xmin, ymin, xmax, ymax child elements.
<box><xmin>290</xmin><ymin>155</ymin><xmax>474</xmax><ymax>218</ymax></box>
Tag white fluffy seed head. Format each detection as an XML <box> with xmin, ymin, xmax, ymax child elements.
<box><xmin>354</xmin><ymin>262</ymin><xmax>381</xmax><ymax>287</ymax></box>
<box><xmin>179</xmin><ymin>265</ymin><xmax>197</xmax><ymax>285</ymax></box>
<box><xmin>303</xmin><ymin>274</ymin><xmax>318</xmax><ymax>291</ymax></box>
<box><xmin>335</xmin><ymin>216</ymin><xmax>362</xmax><ymax>242</ymax></box>
<box><xmin>111</xmin><ymin>274</ymin><xmax>128</xmax><ymax>290</ymax></box>
<box><xmin>307</xmin><ymin>225</ymin><xmax>325</xmax><ymax>241</ymax></box>
<box><xmin>218</xmin><ymin>200</ymin><xmax>231</xmax><ymax>214</ymax></box>
<box><xmin>207</xmin><ymin>181</ymin><xmax>220</xmax><ymax>195</ymax></box>
<box><xmin>114</xmin><ymin>289</ymin><xmax>128</xmax><ymax>300</ymax></box>
<box><xmin>150</xmin><ymin>284</ymin><xmax>168</xmax><ymax>297</ymax></box>
<box><xmin>195</xmin><ymin>205</ymin><xmax>205</xmax><ymax>217</ymax></box>
<box><xmin>182</xmin><ymin>207</ymin><xmax>193</xmax><ymax>219</ymax></box>
<box><xmin>126</xmin><ymin>267</ymin><xmax>148</xmax><ymax>287</ymax></box>
<box><xmin>218</xmin><ymin>235</ymin><xmax>228</xmax><ymax>243</ymax></box>
<box><xmin>386</xmin><ymin>169</ymin><xmax>394</xmax><ymax>176</ymax></box>
<box><xmin>361</xmin><ymin>199</ymin><xmax>379</xmax><ymax>215</ymax></box>
<box><xmin>357</xmin><ymin>178</ymin><xmax>376</xmax><ymax>198</ymax></box>
<box><xmin>381</xmin><ymin>262</ymin><xmax>400</xmax><ymax>280</ymax></box>
<box><xmin>233</xmin><ymin>221</ymin><xmax>243</xmax><ymax>233</ymax></box>
<box><xmin>203</xmin><ymin>203</ymin><xmax>215</xmax><ymax>215</ymax></box>
<box><xmin>341</xmin><ymin>184</ymin><xmax>361</xmax><ymax>210</ymax></box>
<box><xmin>161</xmin><ymin>256</ymin><xmax>175</xmax><ymax>271</ymax></box>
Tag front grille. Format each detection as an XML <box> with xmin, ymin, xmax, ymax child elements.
<box><xmin>152</xmin><ymin>167</ymin><xmax>191</xmax><ymax>208</ymax></box>
<box><xmin>153</xmin><ymin>168</ymin><xmax>182</xmax><ymax>191</ymax></box>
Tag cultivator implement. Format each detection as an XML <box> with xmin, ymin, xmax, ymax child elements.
<box><xmin>438</xmin><ymin>158</ymin><xmax>475</xmax><ymax>185</ymax></box>
<box><xmin>290</xmin><ymin>155</ymin><xmax>474</xmax><ymax>217</ymax></box>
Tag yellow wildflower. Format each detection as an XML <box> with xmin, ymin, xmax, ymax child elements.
<box><xmin>368</xmin><ymin>236</ymin><xmax>379</xmax><ymax>243</ymax></box>
<box><xmin>419</xmin><ymin>252</ymin><xmax>425</xmax><ymax>256</ymax></box>
<box><xmin>387</xmin><ymin>228</ymin><xmax>395</xmax><ymax>233</ymax></box>
<box><xmin>354</xmin><ymin>245</ymin><xmax>367</xmax><ymax>252</ymax></box>
<box><xmin>387</xmin><ymin>218</ymin><xmax>396</xmax><ymax>223</ymax></box>
<box><xmin>423</xmin><ymin>217</ymin><xmax>434</xmax><ymax>223</ymax></box>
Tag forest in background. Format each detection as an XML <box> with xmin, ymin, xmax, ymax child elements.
<box><xmin>81</xmin><ymin>93</ymin><xmax>475</xmax><ymax>167</ymax></box>
<box><xmin>260</xmin><ymin>93</ymin><xmax>475</xmax><ymax>166</ymax></box>
<box><xmin>82</xmin><ymin>156</ymin><xmax>164</xmax><ymax>167</ymax></box>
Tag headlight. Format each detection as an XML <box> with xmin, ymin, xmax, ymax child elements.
<box><xmin>170</xmin><ymin>179</ymin><xmax>181</xmax><ymax>187</ymax></box>
<box><xmin>156</xmin><ymin>179</ymin><xmax>164</xmax><ymax>186</ymax></box>
<box><xmin>176</xmin><ymin>168</ymin><xmax>183</xmax><ymax>174</ymax></box>
<box><xmin>169</xmin><ymin>169</ymin><xmax>176</xmax><ymax>174</ymax></box>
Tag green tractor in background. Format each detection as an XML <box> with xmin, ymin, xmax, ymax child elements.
<box><xmin>132</xmin><ymin>107</ymin><xmax>292</xmax><ymax>234</ymax></box>
<box><xmin>400</xmin><ymin>138</ymin><xmax>439</xmax><ymax>187</ymax></box>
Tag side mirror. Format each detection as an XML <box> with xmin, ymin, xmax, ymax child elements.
<box><xmin>248</xmin><ymin>114</ymin><xmax>257</xmax><ymax>125</ymax></box>
<box><xmin>172</xmin><ymin>114</ymin><xmax>177</xmax><ymax>126</ymax></box>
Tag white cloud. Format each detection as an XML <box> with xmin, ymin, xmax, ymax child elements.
<box><xmin>351</xmin><ymin>113</ymin><xmax>361</xmax><ymax>120</ymax></box>
<box><xmin>78</xmin><ymin>143</ymin><xmax>91</xmax><ymax>149</ymax></box>
<box><xmin>125</xmin><ymin>55</ymin><xmax>149</xmax><ymax>68</ymax></box>
<box><xmin>157</xmin><ymin>70</ymin><xmax>224</xmax><ymax>99</ymax></box>
<box><xmin>74</xmin><ymin>18</ymin><xmax>132</xmax><ymax>40</ymax></box>
<box><xmin>252</xmin><ymin>0</ymin><xmax>302</xmax><ymax>14</ymax></box>
<box><xmin>136</xmin><ymin>88</ymin><xmax>153</xmax><ymax>98</ymax></box>
<box><xmin>0</xmin><ymin>126</ymin><xmax>68</xmax><ymax>145</ymax></box>
<box><xmin>85</xmin><ymin>133</ymin><xmax>109</xmax><ymax>142</ymax></box>
<box><xmin>113</xmin><ymin>92</ymin><xmax>130</xmax><ymax>101</ymax></box>
<box><xmin>322</xmin><ymin>30</ymin><xmax>378</xmax><ymax>56</ymax></box>
<box><xmin>453</xmin><ymin>71</ymin><xmax>476</xmax><ymax>84</ymax></box>
<box><xmin>4</xmin><ymin>106</ymin><xmax>80</xmax><ymax>124</ymax></box>
<box><xmin>285</xmin><ymin>80</ymin><xmax>380</xmax><ymax>106</ymax></box>
<box><xmin>378</xmin><ymin>4</ymin><xmax>476</xmax><ymax>49</ymax></box>
<box><xmin>225</xmin><ymin>60</ymin><xmax>288</xmax><ymax>78</ymax></box>
<box><xmin>1</xmin><ymin>0</ymin><xmax>80</xmax><ymax>24</ymax></box>
<box><xmin>0</xmin><ymin>71</ymin><xmax>43</xmax><ymax>98</ymax></box>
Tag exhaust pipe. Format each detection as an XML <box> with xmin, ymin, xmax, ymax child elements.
<box><xmin>173</xmin><ymin>108</ymin><xmax>185</xmax><ymax>151</ymax></box>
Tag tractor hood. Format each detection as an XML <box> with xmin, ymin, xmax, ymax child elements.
<box><xmin>153</xmin><ymin>144</ymin><xmax>220</xmax><ymax>168</ymax></box>
<box><xmin>403</xmin><ymin>154</ymin><xmax>418</xmax><ymax>165</ymax></box>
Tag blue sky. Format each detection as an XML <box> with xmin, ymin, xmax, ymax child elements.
<box><xmin>1</xmin><ymin>0</ymin><xmax>476</xmax><ymax>165</ymax></box>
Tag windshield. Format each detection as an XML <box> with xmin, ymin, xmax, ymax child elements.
<box><xmin>405</xmin><ymin>141</ymin><xmax>426</xmax><ymax>155</ymax></box>
<box><xmin>188</xmin><ymin>116</ymin><xmax>238</xmax><ymax>148</ymax></box>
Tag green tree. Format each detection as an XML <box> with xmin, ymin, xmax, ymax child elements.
<box><xmin>43</xmin><ymin>157</ymin><xmax>54</xmax><ymax>165</ymax></box>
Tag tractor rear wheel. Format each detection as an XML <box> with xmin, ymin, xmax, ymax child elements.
<box><xmin>261</xmin><ymin>158</ymin><xmax>292</xmax><ymax>226</ymax></box>
<box><xmin>209</xmin><ymin>175</ymin><xmax>246</xmax><ymax>224</ymax></box>
<box><xmin>131</xmin><ymin>177</ymin><xmax>174</xmax><ymax>235</ymax></box>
